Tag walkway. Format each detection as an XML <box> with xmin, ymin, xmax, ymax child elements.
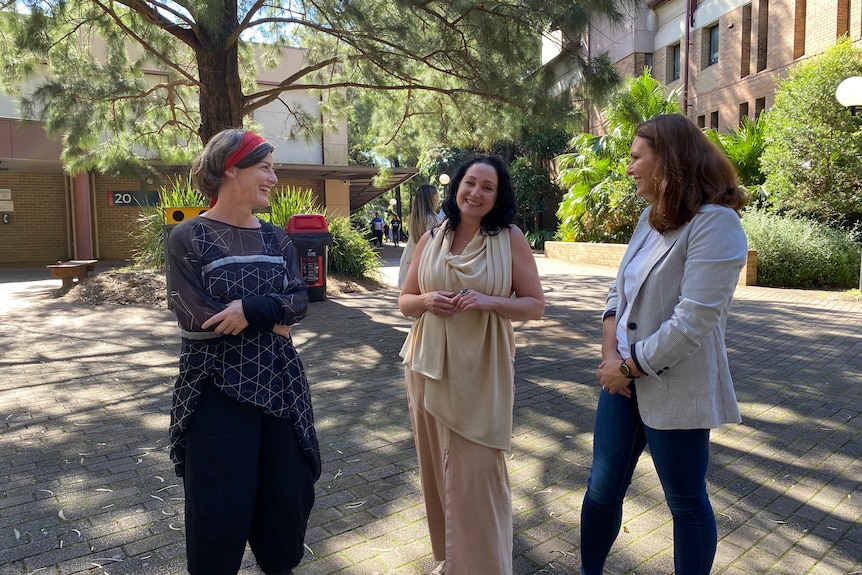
<box><xmin>1</xmin><ymin>246</ymin><xmax>860</xmax><ymax>574</ymax></box>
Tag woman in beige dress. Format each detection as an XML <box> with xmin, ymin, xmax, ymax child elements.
<box><xmin>398</xmin><ymin>155</ymin><xmax>545</xmax><ymax>575</ymax></box>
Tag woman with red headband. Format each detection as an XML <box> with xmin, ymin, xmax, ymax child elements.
<box><xmin>166</xmin><ymin>128</ymin><xmax>319</xmax><ymax>575</ymax></box>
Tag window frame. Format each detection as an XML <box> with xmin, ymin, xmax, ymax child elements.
<box><xmin>708</xmin><ymin>24</ymin><xmax>720</xmax><ymax>66</ymax></box>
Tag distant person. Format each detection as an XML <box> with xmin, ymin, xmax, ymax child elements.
<box><xmin>581</xmin><ymin>114</ymin><xmax>748</xmax><ymax>575</ymax></box>
<box><xmin>370</xmin><ymin>212</ymin><xmax>384</xmax><ymax>247</ymax></box>
<box><xmin>397</xmin><ymin>185</ymin><xmax>442</xmax><ymax>289</ymax></box>
<box><xmin>391</xmin><ymin>214</ymin><xmax>402</xmax><ymax>248</ymax></box>
<box><xmin>166</xmin><ymin>128</ymin><xmax>320</xmax><ymax>575</ymax></box>
<box><xmin>398</xmin><ymin>156</ymin><xmax>545</xmax><ymax>575</ymax></box>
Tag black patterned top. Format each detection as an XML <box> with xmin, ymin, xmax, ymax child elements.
<box><xmin>166</xmin><ymin>216</ymin><xmax>320</xmax><ymax>479</ymax></box>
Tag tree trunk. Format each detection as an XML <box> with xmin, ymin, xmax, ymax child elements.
<box><xmin>195</xmin><ymin>2</ymin><xmax>245</xmax><ymax>144</ymax></box>
<box><xmin>392</xmin><ymin>157</ymin><xmax>403</xmax><ymax>220</ymax></box>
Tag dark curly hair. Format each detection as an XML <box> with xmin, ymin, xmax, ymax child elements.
<box><xmin>440</xmin><ymin>155</ymin><xmax>516</xmax><ymax>236</ymax></box>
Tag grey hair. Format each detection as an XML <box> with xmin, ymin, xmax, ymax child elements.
<box><xmin>190</xmin><ymin>129</ymin><xmax>274</xmax><ymax>199</ymax></box>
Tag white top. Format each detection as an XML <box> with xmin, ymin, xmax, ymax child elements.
<box><xmin>616</xmin><ymin>228</ymin><xmax>662</xmax><ymax>358</ymax></box>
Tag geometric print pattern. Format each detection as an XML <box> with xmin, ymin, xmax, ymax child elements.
<box><xmin>166</xmin><ymin>217</ymin><xmax>320</xmax><ymax>479</ymax></box>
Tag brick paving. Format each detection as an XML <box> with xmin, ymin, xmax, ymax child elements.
<box><xmin>1</xmin><ymin>247</ymin><xmax>861</xmax><ymax>575</ymax></box>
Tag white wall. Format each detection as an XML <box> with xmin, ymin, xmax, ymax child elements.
<box><xmin>254</xmin><ymin>91</ymin><xmax>324</xmax><ymax>165</ymax></box>
<box><xmin>0</xmin><ymin>42</ymin><xmax>347</xmax><ymax>169</ymax></box>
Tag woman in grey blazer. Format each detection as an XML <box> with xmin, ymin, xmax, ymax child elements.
<box><xmin>580</xmin><ymin>114</ymin><xmax>748</xmax><ymax>575</ymax></box>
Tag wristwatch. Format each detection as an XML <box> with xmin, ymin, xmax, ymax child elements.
<box><xmin>620</xmin><ymin>360</ymin><xmax>637</xmax><ymax>379</ymax></box>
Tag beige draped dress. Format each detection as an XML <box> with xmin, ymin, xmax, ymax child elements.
<box><xmin>399</xmin><ymin>224</ymin><xmax>517</xmax><ymax>575</ymax></box>
<box><xmin>400</xmin><ymin>225</ymin><xmax>516</xmax><ymax>449</ymax></box>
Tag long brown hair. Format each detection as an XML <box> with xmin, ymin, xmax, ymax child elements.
<box><xmin>635</xmin><ymin>114</ymin><xmax>747</xmax><ymax>232</ymax></box>
<box><xmin>408</xmin><ymin>184</ymin><xmax>439</xmax><ymax>240</ymax></box>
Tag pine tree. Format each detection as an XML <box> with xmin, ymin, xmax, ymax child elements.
<box><xmin>0</xmin><ymin>0</ymin><xmax>634</xmax><ymax>174</ymax></box>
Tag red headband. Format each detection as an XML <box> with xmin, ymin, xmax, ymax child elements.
<box><xmin>210</xmin><ymin>132</ymin><xmax>267</xmax><ymax>207</ymax></box>
<box><xmin>223</xmin><ymin>132</ymin><xmax>267</xmax><ymax>172</ymax></box>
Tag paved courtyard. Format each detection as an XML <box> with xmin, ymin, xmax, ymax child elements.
<box><xmin>1</xmin><ymin>248</ymin><xmax>861</xmax><ymax>574</ymax></box>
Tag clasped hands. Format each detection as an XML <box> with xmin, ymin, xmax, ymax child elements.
<box><xmin>201</xmin><ymin>299</ymin><xmax>291</xmax><ymax>338</ymax></box>
<box><xmin>423</xmin><ymin>288</ymin><xmax>486</xmax><ymax>317</ymax></box>
<box><xmin>596</xmin><ymin>358</ymin><xmax>633</xmax><ymax>398</ymax></box>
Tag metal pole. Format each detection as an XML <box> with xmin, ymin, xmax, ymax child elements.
<box><xmin>683</xmin><ymin>0</ymin><xmax>692</xmax><ymax>116</ymax></box>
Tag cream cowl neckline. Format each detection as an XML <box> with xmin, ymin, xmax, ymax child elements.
<box><xmin>399</xmin><ymin>224</ymin><xmax>516</xmax><ymax>450</ymax></box>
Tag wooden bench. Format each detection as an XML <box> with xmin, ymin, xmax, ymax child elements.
<box><xmin>47</xmin><ymin>260</ymin><xmax>98</xmax><ymax>290</ymax></box>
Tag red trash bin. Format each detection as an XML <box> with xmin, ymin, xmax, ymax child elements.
<box><xmin>287</xmin><ymin>214</ymin><xmax>332</xmax><ymax>302</ymax></box>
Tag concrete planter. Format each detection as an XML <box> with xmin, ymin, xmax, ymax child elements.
<box><xmin>544</xmin><ymin>241</ymin><xmax>758</xmax><ymax>286</ymax></box>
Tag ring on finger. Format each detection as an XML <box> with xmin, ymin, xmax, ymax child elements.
<box><xmin>459</xmin><ymin>288</ymin><xmax>469</xmax><ymax>295</ymax></box>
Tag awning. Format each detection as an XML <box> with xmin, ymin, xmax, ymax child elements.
<box><xmin>0</xmin><ymin>156</ymin><xmax>419</xmax><ymax>213</ymax></box>
<box><xmin>274</xmin><ymin>164</ymin><xmax>419</xmax><ymax>212</ymax></box>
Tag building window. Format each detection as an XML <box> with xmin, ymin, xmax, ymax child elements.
<box><xmin>757</xmin><ymin>0</ymin><xmax>769</xmax><ymax>72</ymax></box>
<box><xmin>697</xmin><ymin>115</ymin><xmax>706</xmax><ymax>128</ymax></box>
<box><xmin>838</xmin><ymin>0</ymin><xmax>850</xmax><ymax>37</ymax></box>
<box><xmin>741</xmin><ymin>4</ymin><xmax>752</xmax><ymax>77</ymax></box>
<box><xmin>670</xmin><ymin>43</ymin><xmax>681</xmax><ymax>82</ymax></box>
<box><xmin>645</xmin><ymin>53</ymin><xmax>653</xmax><ymax>72</ymax></box>
<box><xmin>710</xmin><ymin>111</ymin><xmax>719</xmax><ymax>129</ymax></box>
<box><xmin>755</xmin><ymin>97</ymin><xmax>766</xmax><ymax>117</ymax></box>
<box><xmin>706</xmin><ymin>24</ymin><xmax>720</xmax><ymax>66</ymax></box>
<box><xmin>794</xmin><ymin>0</ymin><xmax>806</xmax><ymax>59</ymax></box>
<box><xmin>739</xmin><ymin>102</ymin><xmax>750</xmax><ymax>123</ymax></box>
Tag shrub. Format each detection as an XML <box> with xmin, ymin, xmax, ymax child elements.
<box><xmin>132</xmin><ymin>180</ymin><xmax>380</xmax><ymax>281</ymax></box>
<box><xmin>326</xmin><ymin>216</ymin><xmax>381</xmax><ymax>280</ymax></box>
<box><xmin>525</xmin><ymin>229</ymin><xmax>556</xmax><ymax>251</ymax></box>
<box><xmin>760</xmin><ymin>37</ymin><xmax>862</xmax><ymax>223</ymax></box>
<box><xmin>741</xmin><ymin>209</ymin><xmax>861</xmax><ymax>289</ymax></box>
<box><xmin>266</xmin><ymin>188</ymin><xmax>323</xmax><ymax>228</ymax></box>
<box><xmin>131</xmin><ymin>176</ymin><xmax>206</xmax><ymax>269</ymax></box>
<box><xmin>555</xmin><ymin>69</ymin><xmax>677</xmax><ymax>242</ymax></box>
<box><xmin>259</xmin><ymin>187</ymin><xmax>381</xmax><ymax>281</ymax></box>
<box><xmin>705</xmin><ymin>114</ymin><xmax>767</xmax><ymax>188</ymax></box>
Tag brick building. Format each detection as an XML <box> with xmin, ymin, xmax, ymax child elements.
<box><xmin>543</xmin><ymin>0</ymin><xmax>858</xmax><ymax>134</ymax></box>
<box><xmin>0</xmin><ymin>46</ymin><xmax>416</xmax><ymax>265</ymax></box>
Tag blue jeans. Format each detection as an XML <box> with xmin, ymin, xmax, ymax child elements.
<box><xmin>580</xmin><ymin>385</ymin><xmax>716</xmax><ymax>575</ymax></box>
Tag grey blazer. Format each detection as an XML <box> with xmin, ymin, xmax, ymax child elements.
<box><xmin>605</xmin><ymin>204</ymin><xmax>747</xmax><ymax>430</ymax></box>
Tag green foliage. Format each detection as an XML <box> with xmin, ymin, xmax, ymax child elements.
<box><xmin>131</xmin><ymin>176</ymin><xmax>205</xmax><ymax>269</ymax></box>
<box><xmin>267</xmin><ymin>188</ymin><xmax>380</xmax><ymax>280</ymax></box>
<box><xmin>600</xmin><ymin>68</ymin><xmax>683</xmax><ymax>143</ymax></box>
<box><xmin>511</xmin><ymin>157</ymin><xmax>554</xmax><ymax>233</ymax></box>
<box><xmin>417</xmin><ymin>147</ymin><xmax>470</xmax><ymax>186</ymax></box>
<box><xmin>157</xmin><ymin>176</ymin><xmax>208</xmax><ymax>208</ymax></box>
<box><xmin>760</xmin><ymin>37</ymin><xmax>862</xmax><ymax>223</ymax></box>
<box><xmin>131</xmin><ymin>180</ymin><xmax>379</xmax><ymax>280</ymax></box>
<box><xmin>525</xmin><ymin>229</ymin><xmax>556</xmax><ymax>251</ymax></box>
<box><xmin>131</xmin><ymin>210</ymin><xmax>167</xmax><ymax>270</ymax></box>
<box><xmin>1</xmin><ymin>0</ymin><xmax>637</xmax><ymax>174</ymax></box>
<box><xmin>507</xmin><ymin>124</ymin><xmax>570</xmax><ymax>233</ymax></box>
<box><xmin>326</xmin><ymin>217</ymin><xmax>381</xmax><ymax>280</ymax></box>
<box><xmin>266</xmin><ymin>188</ymin><xmax>323</xmax><ymax>228</ymax></box>
<box><xmin>742</xmin><ymin>209</ymin><xmax>861</xmax><ymax>289</ymax></box>
<box><xmin>516</xmin><ymin>125</ymin><xmax>572</xmax><ymax>167</ymax></box>
<box><xmin>705</xmin><ymin>115</ymin><xmax>767</xmax><ymax>188</ymax></box>
<box><xmin>555</xmin><ymin>69</ymin><xmax>678</xmax><ymax>242</ymax></box>
<box><xmin>555</xmin><ymin>139</ymin><xmax>645</xmax><ymax>242</ymax></box>
<box><xmin>1</xmin><ymin>1</ymin><xmax>204</xmax><ymax>177</ymax></box>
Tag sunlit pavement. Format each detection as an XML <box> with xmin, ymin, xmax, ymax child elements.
<box><xmin>1</xmin><ymin>246</ymin><xmax>860</xmax><ymax>575</ymax></box>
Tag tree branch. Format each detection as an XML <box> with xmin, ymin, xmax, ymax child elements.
<box><xmin>230</xmin><ymin>0</ymin><xmax>268</xmax><ymax>45</ymax></box>
<box><xmin>91</xmin><ymin>0</ymin><xmax>200</xmax><ymax>85</ymax></box>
